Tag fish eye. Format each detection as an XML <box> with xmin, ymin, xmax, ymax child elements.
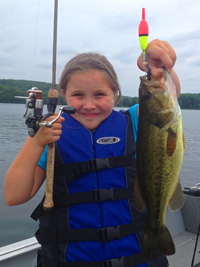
<box><xmin>144</xmin><ymin>92</ymin><xmax>151</xmax><ymax>100</ymax></box>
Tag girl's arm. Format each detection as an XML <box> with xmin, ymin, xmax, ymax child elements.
<box><xmin>4</xmin><ymin>115</ymin><xmax>64</xmax><ymax>206</ymax></box>
<box><xmin>4</xmin><ymin>137</ymin><xmax>46</xmax><ymax>206</ymax></box>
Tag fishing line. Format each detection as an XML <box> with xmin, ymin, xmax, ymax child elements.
<box><xmin>191</xmin><ymin>221</ymin><xmax>200</xmax><ymax>267</ymax></box>
<box><xmin>32</xmin><ymin>0</ymin><xmax>40</xmax><ymax>86</ymax></box>
<box><xmin>62</xmin><ymin>121</ymin><xmax>85</xmax><ymax>130</ymax></box>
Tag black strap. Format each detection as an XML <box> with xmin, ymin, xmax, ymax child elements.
<box><xmin>35</xmin><ymin>219</ymin><xmax>147</xmax><ymax>245</ymax></box>
<box><xmin>31</xmin><ymin>186</ymin><xmax>135</xmax><ymax>221</ymax></box>
<box><xmin>42</xmin><ymin>251</ymin><xmax>165</xmax><ymax>267</ymax></box>
<box><xmin>42</xmin><ymin>254</ymin><xmax>143</xmax><ymax>267</ymax></box>
<box><xmin>55</xmin><ymin>154</ymin><xmax>135</xmax><ymax>184</ymax></box>
<box><xmin>61</xmin><ymin>186</ymin><xmax>134</xmax><ymax>204</ymax></box>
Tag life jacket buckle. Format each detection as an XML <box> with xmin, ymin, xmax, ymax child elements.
<box><xmin>99</xmin><ymin>225</ymin><xmax>121</xmax><ymax>242</ymax></box>
<box><xmin>88</xmin><ymin>157</ymin><xmax>111</xmax><ymax>172</ymax></box>
<box><xmin>92</xmin><ymin>188</ymin><xmax>115</xmax><ymax>202</ymax></box>
<box><xmin>103</xmin><ymin>256</ymin><xmax>125</xmax><ymax>267</ymax></box>
<box><xmin>96</xmin><ymin>157</ymin><xmax>111</xmax><ymax>169</ymax></box>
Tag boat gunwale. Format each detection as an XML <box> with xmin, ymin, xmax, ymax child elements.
<box><xmin>0</xmin><ymin>237</ymin><xmax>40</xmax><ymax>262</ymax></box>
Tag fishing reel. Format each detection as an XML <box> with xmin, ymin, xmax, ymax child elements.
<box><xmin>15</xmin><ymin>87</ymin><xmax>76</xmax><ymax>137</ymax></box>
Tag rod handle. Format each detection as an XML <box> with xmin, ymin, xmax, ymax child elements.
<box><xmin>43</xmin><ymin>142</ymin><xmax>55</xmax><ymax>210</ymax></box>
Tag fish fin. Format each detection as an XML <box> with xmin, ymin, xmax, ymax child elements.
<box><xmin>142</xmin><ymin>225</ymin><xmax>175</xmax><ymax>259</ymax></box>
<box><xmin>167</xmin><ymin>128</ymin><xmax>177</xmax><ymax>156</ymax></box>
<box><xmin>134</xmin><ymin>174</ymin><xmax>146</xmax><ymax>212</ymax></box>
<box><xmin>182</xmin><ymin>131</ymin><xmax>185</xmax><ymax>152</ymax></box>
<box><xmin>168</xmin><ymin>181</ymin><xmax>185</xmax><ymax>212</ymax></box>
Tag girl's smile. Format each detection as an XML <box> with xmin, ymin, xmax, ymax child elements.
<box><xmin>62</xmin><ymin>70</ymin><xmax>116</xmax><ymax>131</ymax></box>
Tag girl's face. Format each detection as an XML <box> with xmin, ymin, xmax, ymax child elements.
<box><xmin>62</xmin><ymin>70</ymin><xmax>116</xmax><ymax>131</ymax></box>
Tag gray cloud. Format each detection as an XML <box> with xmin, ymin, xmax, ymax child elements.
<box><xmin>0</xmin><ymin>0</ymin><xmax>200</xmax><ymax>95</ymax></box>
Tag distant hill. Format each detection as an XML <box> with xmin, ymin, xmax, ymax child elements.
<box><xmin>0</xmin><ymin>79</ymin><xmax>200</xmax><ymax>109</ymax></box>
<box><xmin>0</xmin><ymin>79</ymin><xmax>66</xmax><ymax>105</ymax></box>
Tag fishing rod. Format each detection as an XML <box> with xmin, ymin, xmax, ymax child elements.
<box><xmin>15</xmin><ymin>0</ymin><xmax>76</xmax><ymax>210</ymax></box>
<box><xmin>43</xmin><ymin>0</ymin><xmax>60</xmax><ymax>211</ymax></box>
<box><xmin>42</xmin><ymin>0</ymin><xmax>76</xmax><ymax>210</ymax></box>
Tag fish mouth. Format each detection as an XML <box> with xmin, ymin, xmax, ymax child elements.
<box><xmin>140</xmin><ymin>75</ymin><xmax>160</xmax><ymax>88</ymax></box>
<box><xmin>140</xmin><ymin>76</ymin><xmax>173</xmax><ymax>112</ymax></box>
<box><xmin>140</xmin><ymin>68</ymin><xmax>177</xmax><ymax>100</ymax></box>
<box><xmin>139</xmin><ymin>71</ymin><xmax>181</xmax><ymax>129</ymax></box>
<box><xmin>140</xmin><ymin>69</ymin><xmax>177</xmax><ymax>112</ymax></box>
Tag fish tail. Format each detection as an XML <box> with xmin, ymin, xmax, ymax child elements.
<box><xmin>142</xmin><ymin>225</ymin><xmax>175</xmax><ymax>259</ymax></box>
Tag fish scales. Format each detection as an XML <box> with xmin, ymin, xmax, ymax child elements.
<box><xmin>134</xmin><ymin>69</ymin><xmax>185</xmax><ymax>259</ymax></box>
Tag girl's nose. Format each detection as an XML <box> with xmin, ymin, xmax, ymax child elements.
<box><xmin>83</xmin><ymin>99</ymin><xmax>96</xmax><ymax>109</ymax></box>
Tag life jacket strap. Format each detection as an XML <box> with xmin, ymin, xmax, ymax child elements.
<box><xmin>41</xmin><ymin>251</ymin><xmax>165</xmax><ymax>267</ymax></box>
<box><xmin>55</xmin><ymin>154</ymin><xmax>136</xmax><ymax>183</ymax></box>
<box><xmin>31</xmin><ymin>186</ymin><xmax>135</xmax><ymax>221</ymax></box>
<box><xmin>35</xmin><ymin>219</ymin><xmax>147</xmax><ymax>245</ymax></box>
<box><xmin>57</xmin><ymin>185</ymin><xmax>135</xmax><ymax>206</ymax></box>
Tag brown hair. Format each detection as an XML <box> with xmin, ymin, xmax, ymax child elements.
<box><xmin>59</xmin><ymin>52</ymin><xmax>122</xmax><ymax>105</ymax></box>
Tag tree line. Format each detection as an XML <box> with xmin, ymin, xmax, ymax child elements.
<box><xmin>0</xmin><ymin>79</ymin><xmax>200</xmax><ymax>109</ymax></box>
<box><xmin>0</xmin><ymin>79</ymin><xmax>66</xmax><ymax>105</ymax></box>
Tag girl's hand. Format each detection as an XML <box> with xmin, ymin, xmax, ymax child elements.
<box><xmin>34</xmin><ymin>114</ymin><xmax>65</xmax><ymax>147</ymax></box>
<box><xmin>137</xmin><ymin>39</ymin><xmax>177</xmax><ymax>80</ymax></box>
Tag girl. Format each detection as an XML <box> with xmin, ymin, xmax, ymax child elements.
<box><xmin>4</xmin><ymin>39</ymin><xmax>180</xmax><ymax>267</ymax></box>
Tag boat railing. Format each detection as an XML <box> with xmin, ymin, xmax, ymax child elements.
<box><xmin>0</xmin><ymin>237</ymin><xmax>40</xmax><ymax>267</ymax></box>
<box><xmin>1</xmin><ymin>184</ymin><xmax>200</xmax><ymax>267</ymax></box>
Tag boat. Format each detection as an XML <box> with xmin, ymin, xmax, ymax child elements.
<box><xmin>1</xmin><ymin>183</ymin><xmax>200</xmax><ymax>267</ymax></box>
<box><xmin>1</xmin><ymin>1</ymin><xmax>200</xmax><ymax>266</ymax></box>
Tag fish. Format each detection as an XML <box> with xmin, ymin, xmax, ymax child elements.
<box><xmin>134</xmin><ymin>68</ymin><xmax>185</xmax><ymax>259</ymax></box>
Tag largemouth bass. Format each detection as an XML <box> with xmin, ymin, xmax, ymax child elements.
<box><xmin>134</xmin><ymin>68</ymin><xmax>185</xmax><ymax>259</ymax></box>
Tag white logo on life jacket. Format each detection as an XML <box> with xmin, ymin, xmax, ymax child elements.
<box><xmin>96</xmin><ymin>137</ymin><xmax>121</xmax><ymax>145</ymax></box>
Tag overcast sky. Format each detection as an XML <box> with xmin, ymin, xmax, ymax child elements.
<box><xmin>0</xmin><ymin>0</ymin><xmax>200</xmax><ymax>96</ymax></box>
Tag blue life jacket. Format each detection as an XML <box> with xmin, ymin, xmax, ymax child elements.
<box><xmin>31</xmin><ymin>110</ymin><xmax>168</xmax><ymax>267</ymax></box>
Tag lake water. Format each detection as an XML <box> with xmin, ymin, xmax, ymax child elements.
<box><xmin>0</xmin><ymin>103</ymin><xmax>200</xmax><ymax>247</ymax></box>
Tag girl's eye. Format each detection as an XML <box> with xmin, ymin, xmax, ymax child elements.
<box><xmin>73</xmin><ymin>93</ymin><xmax>83</xmax><ymax>97</ymax></box>
<box><xmin>96</xmin><ymin>92</ymin><xmax>105</xmax><ymax>96</ymax></box>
